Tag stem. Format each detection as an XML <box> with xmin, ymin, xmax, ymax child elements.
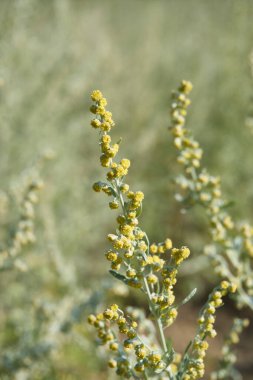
<box><xmin>143</xmin><ymin>277</ymin><xmax>167</xmax><ymax>353</ymax></box>
<box><xmin>157</xmin><ymin>317</ymin><xmax>168</xmax><ymax>353</ymax></box>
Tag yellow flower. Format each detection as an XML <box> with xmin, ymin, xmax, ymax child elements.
<box><xmin>179</xmin><ymin>80</ymin><xmax>193</xmax><ymax>94</ymax></box>
<box><xmin>91</xmin><ymin>90</ymin><xmax>103</xmax><ymax>101</ymax></box>
<box><xmin>120</xmin><ymin>158</ymin><xmax>131</xmax><ymax>169</ymax></box>
<box><xmin>108</xmin><ymin>359</ymin><xmax>117</xmax><ymax>368</ymax></box>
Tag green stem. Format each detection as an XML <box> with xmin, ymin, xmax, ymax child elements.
<box><xmin>143</xmin><ymin>277</ymin><xmax>167</xmax><ymax>354</ymax></box>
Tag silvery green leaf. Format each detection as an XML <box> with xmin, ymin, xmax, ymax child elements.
<box><xmin>109</xmin><ymin>270</ymin><xmax>127</xmax><ymax>284</ymax></box>
<box><xmin>179</xmin><ymin>288</ymin><xmax>197</xmax><ymax>307</ymax></box>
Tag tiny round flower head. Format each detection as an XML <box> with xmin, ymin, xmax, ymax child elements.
<box><xmin>150</xmin><ymin>243</ymin><xmax>158</xmax><ymax>254</ymax></box>
<box><xmin>100</xmin><ymin>154</ymin><xmax>111</xmax><ymax>167</ymax></box>
<box><xmin>108</xmin><ymin>359</ymin><xmax>117</xmax><ymax>368</ymax></box>
<box><xmin>164</xmin><ymin>238</ymin><xmax>172</xmax><ymax>250</ymax></box>
<box><xmin>100</xmin><ymin>122</ymin><xmax>111</xmax><ymax>132</ymax></box>
<box><xmin>101</xmin><ymin>134</ymin><xmax>111</xmax><ymax>144</ymax></box>
<box><xmin>135</xmin><ymin>191</ymin><xmax>144</xmax><ymax>202</ymax></box>
<box><xmin>92</xmin><ymin>182</ymin><xmax>103</xmax><ymax>192</ymax></box>
<box><xmin>109</xmin><ymin>342</ymin><xmax>119</xmax><ymax>351</ymax></box>
<box><xmin>110</xmin><ymin>304</ymin><xmax>119</xmax><ymax>311</ymax></box>
<box><xmin>135</xmin><ymin>344</ymin><xmax>147</xmax><ymax>359</ymax></box>
<box><xmin>220</xmin><ymin>281</ymin><xmax>230</xmax><ymax>290</ymax></box>
<box><xmin>91</xmin><ymin>119</ymin><xmax>101</xmax><ymax>129</ymax></box>
<box><xmin>243</xmin><ymin>319</ymin><xmax>250</xmax><ymax>327</ymax></box>
<box><xmin>126</xmin><ymin>268</ymin><xmax>137</xmax><ymax>278</ymax></box>
<box><xmin>147</xmin><ymin>273</ymin><xmax>158</xmax><ymax>284</ymax></box>
<box><xmin>120</xmin><ymin>183</ymin><xmax>129</xmax><ymax>193</ymax></box>
<box><xmin>103</xmin><ymin>308</ymin><xmax>114</xmax><ymax>320</ymax></box>
<box><xmin>105</xmin><ymin>251</ymin><xmax>118</xmax><ymax>262</ymax></box>
<box><xmin>229</xmin><ymin>283</ymin><xmax>237</xmax><ymax>293</ymax></box>
<box><xmin>127</xmin><ymin>328</ymin><xmax>137</xmax><ymax>339</ymax></box>
<box><xmin>123</xmin><ymin>339</ymin><xmax>134</xmax><ymax>349</ymax></box>
<box><xmin>87</xmin><ymin>314</ymin><xmax>96</xmax><ymax>325</ymax></box>
<box><xmin>109</xmin><ymin>200</ymin><xmax>119</xmax><ymax>209</ymax></box>
<box><xmin>179</xmin><ymin>80</ymin><xmax>193</xmax><ymax>94</ymax></box>
<box><xmin>120</xmin><ymin>158</ymin><xmax>131</xmax><ymax>169</ymax></box>
<box><xmin>91</xmin><ymin>90</ymin><xmax>103</xmax><ymax>101</ymax></box>
<box><xmin>90</xmin><ymin>104</ymin><xmax>97</xmax><ymax>114</ymax></box>
<box><xmin>100</xmin><ymin>97</ymin><xmax>107</xmax><ymax>107</ymax></box>
<box><xmin>134</xmin><ymin>362</ymin><xmax>145</xmax><ymax>372</ymax></box>
<box><xmin>124</xmin><ymin>250</ymin><xmax>134</xmax><ymax>259</ymax></box>
<box><xmin>158</xmin><ymin>245</ymin><xmax>165</xmax><ymax>254</ymax></box>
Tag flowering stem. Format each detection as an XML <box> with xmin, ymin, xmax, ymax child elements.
<box><xmin>114</xmin><ymin>178</ymin><xmax>169</xmax><ymax>355</ymax></box>
<box><xmin>143</xmin><ymin>277</ymin><xmax>168</xmax><ymax>354</ymax></box>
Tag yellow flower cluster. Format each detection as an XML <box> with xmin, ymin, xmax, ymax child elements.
<box><xmin>169</xmin><ymin>81</ymin><xmax>253</xmax><ymax>310</ymax></box>
<box><xmin>90</xmin><ymin>90</ymin><xmax>187</xmax><ymax>298</ymax></box>
<box><xmin>88</xmin><ymin>304</ymin><xmax>166</xmax><ymax>377</ymax></box>
<box><xmin>182</xmin><ymin>281</ymin><xmax>237</xmax><ymax>380</ymax></box>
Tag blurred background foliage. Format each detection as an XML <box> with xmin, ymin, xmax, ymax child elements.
<box><xmin>1</xmin><ymin>0</ymin><xmax>253</xmax><ymax>379</ymax></box>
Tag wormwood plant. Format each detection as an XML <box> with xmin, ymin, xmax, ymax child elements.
<box><xmin>210</xmin><ymin>318</ymin><xmax>249</xmax><ymax>380</ymax></box>
<box><xmin>168</xmin><ymin>81</ymin><xmax>253</xmax><ymax>310</ymax></box>
<box><xmin>0</xmin><ymin>157</ymin><xmax>46</xmax><ymax>272</ymax></box>
<box><xmin>88</xmin><ymin>90</ymin><xmax>239</xmax><ymax>379</ymax></box>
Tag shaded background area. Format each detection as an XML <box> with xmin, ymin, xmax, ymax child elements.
<box><xmin>0</xmin><ymin>0</ymin><xmax>253</xmax><ymax>379</ymax></box>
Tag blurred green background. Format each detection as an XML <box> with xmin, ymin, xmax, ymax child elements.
<box><xmin>1</xmin><ymin>0</ymin><xmax>253</xmax><ymax>379</ymax></box>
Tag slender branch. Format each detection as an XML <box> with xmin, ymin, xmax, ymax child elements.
<box><xmin>143</xmin><ymin>277</ymin><xmax>168</xmax><ymax>354</ymax></box>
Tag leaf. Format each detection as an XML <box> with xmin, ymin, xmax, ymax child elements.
<box><xmin>109</xmin><ymin>270</ymin><xmax>127</xmax><ymax>284</ymax></box>
<box><xmin>135</xmin><ymin>203</ymin><xmax>142</xmax><ymax>217</ymax></box>
<box><xmin>220</xmin><ymin>200</ymin><xmax>235</xmax><ymax>210</ymax></box>
<box><xmin>179</xmin><ymin>288</ymin><xmax>197</xmax><ymax>307</ymax></box>
<box><xmin>183</xmin><ymin>340</ymin><xmax>192</xmax><ymax>357</ymax></box>
<box><xmin>165</xmin><ymin>338</ymin><xmax>172</xmax><ymax>352</ymax></box>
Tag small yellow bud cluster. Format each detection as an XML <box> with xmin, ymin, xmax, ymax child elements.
<box><xmin>90</xmin><ymin>90</ymin><xmax>114</xmax><ymax>131</ymax></box>
<box><xmin>170</xmin><ymin>352</ymin><xmax>182</xmax><ymax>374</ymax></box>
<box><xmin>150</xmin><ymin>238</ymin><xmax>172</xmax><ymax>255</ymax></box>
<box><xmin>88</xmin><ymin>305</ymin><xmax>129</xmax><ymax>345</ymax></box>
<box><xmin>133</xmin><ymin>347</ymin><xmax>166</xmax><ymax>374</ymax></box>
<box><xmin>146</xmin><ymin>241</ymin><xmax>190</xmax><ymax>327</ymax></box>
<box><xmin>171</xmin><ymin>246</ymin><xmax>190</xmax><ymax>265</ymax></box>
<box><xmin>210</xmin><ymin>318</ymin><xmax>249</xmax><ymax>380</ymax></box>
<box><xmin>182</xmin><ymin>282</ymin><xmax>237</xmax><ymax>379</ymax></box>
<box><xmin>170</xmin><ymin>81</ymin><xmax>202</xmax><ymax>170</ymax></box>
<box><xmin>169</xmin><ymin>81</ymin><xmax>253</xmax><ymax>310</ymax></box>
<box><xmin>0</xmin><ymin>178</ymin><xmax>44</xmax><ymax>271</ymax></box>
<box><xmin>90</xmin><ymin>91</ymin><xmax>147</xmax><ymax>281</ymax></box>
<box><xmin>88</xmin><ymin>306</ymin><xmax>133</xmax><ymax>377</ymax></box>
<box><xmin>92</xmin><ymin>181</ymin><xmax>113</xmax><ymax>196</ymax></box>
<box><xmin>88</xmin><ymin>305</ymin><xmax>165</xmax><ymax>377</ymax></box>
<box><xmin>106</xmin><ymin>206</ymin><xmax>147</xmax><ymax>280</ymax></box>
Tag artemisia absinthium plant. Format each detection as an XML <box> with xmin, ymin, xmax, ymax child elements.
<box><xmin>88</xmin><ymin>90</ymin><xmax>237</xmax><ymax>379</ymax></box>
<box><xmin>0</xmin><ymin>170</ymin><xmax>44</xmax><ymax>272</ymax></box>
<box><xmin>210</xmin><ymin>318</ymin><xmax>249</xmax><ymax>380</ymax></box>
<box><xmin>169</xmin><ymin>80</ymin><xmax>253</xmax><ymax>311</ymax></box>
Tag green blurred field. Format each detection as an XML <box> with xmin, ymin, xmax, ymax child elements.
<box><xmin>1</xmin><ymin>0</ymin><xmax>253</xmax><ymax>378</ymax></box>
